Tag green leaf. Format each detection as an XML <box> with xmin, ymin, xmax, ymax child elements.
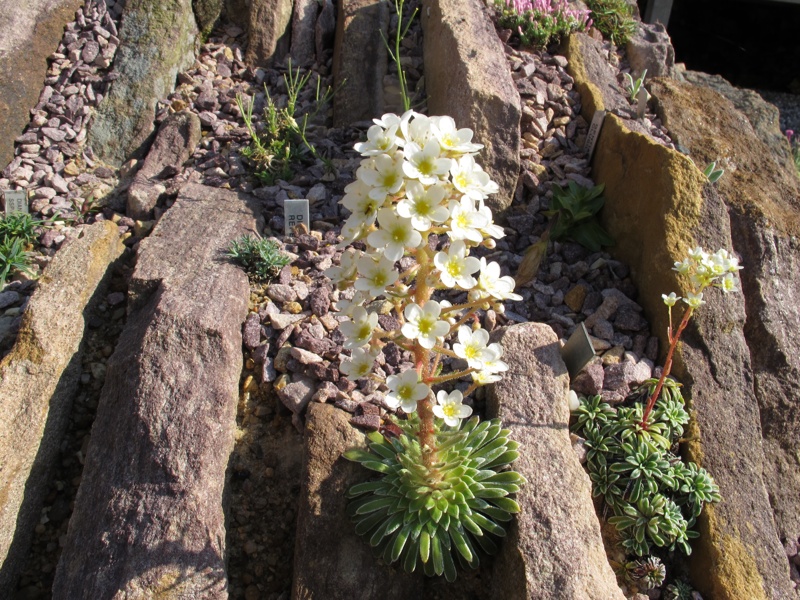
<box><xmin>391</xmin><ymin>524</ymin><xmax>413</xmax><ymax>562</ymax></box>
<box><xmin>354</xmin><ymin>510</ymin><xmax>388</xmax><ymax>536</ymax></box>
<box><xmin>470</xmin><ymin>512</ymin><xmax>506</xmax><ymax>537</ymax></box>
<box><xmin>356</xmin><ymin>496</ymin><xmax>396</xmax><ymax>515</ymax></box>
<box><xmin>419</xmin><ymin>530</ymin><xmax>431</xmax><ymax>563</ymax></box>
<box><xmin>343</xmin><ymin>448</ymin><xmax>376</xmax><ymax>463</ymax></box>
<box><xmin>449</xmin><ymin>526</ymin><xmax>473</xmax><ymax>562</ymax></box>
<box><xmin>347</xmin><ymin>481</ymin><xmax>388</xmax><ymax>497</ymax></box>
<box><xmin>491</xmin><ymin>497</ymin><xmax>522</xmax><ymax>514</ymax></box>
<box><xmin>432</xmin><ymin>531</ymin><xmax>444</xmax><ymax>576</ymax></box>
<box><xmin>482</xmin><ymin>450</ymin><xmax>519</xmax><ymax>470</ymax></box>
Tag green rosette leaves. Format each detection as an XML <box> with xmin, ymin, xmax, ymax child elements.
<box><xmin>344</xmin><ymin>416</ymin><xmax>526</xmax><ymax>581</ymax></box>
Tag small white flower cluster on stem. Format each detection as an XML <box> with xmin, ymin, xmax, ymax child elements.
<box><xmin>326</xmin><ymin>111</ymin><xmax>521</xmax><ymax>462</ymax></box>
<box><xmin>642</xmin><ymin>246</ymin><xmax>743</xmax><ymax>427</ymax></box>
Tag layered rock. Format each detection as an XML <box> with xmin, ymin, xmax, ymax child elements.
<box><xmin>567</xmin><ymin>35</ymin><xmax>799</xmax><ymax>599</ymax></box>
<box><xmin>88</xmin><ymin>0</ymin><xmax>198</xmax><ymax>165</ymax></box>
<box><xmin>332</xmin><ymin>0</ymin><xmax>389</xmax><ymax>126</ymax></box>
<box><xmin>244</xmin><ymin>0</ymin><xmax>293</xmax><ymax>67</ymax></box>
<box><xmin>0</xmin><ymin>0</ymin><xmax>84</xmax><ymax>168</ymax></box>
<box><xmin>422</xmin><ymin>0</ymin><xmax>521</xmax><ymax>213</ymax></box>
<box><xmin>651</xmin><ymin>77</ymin><xmax>800</xmax><ymax>590</ymax></box>
<box><xmin>52</xmin><ymin>184</ymin><xmax>258</xmax><ymax>597</ymax></box>
<box><xmin>487</xmin><ymin>322</ymin><xmax>625</xmax><ymax>600</ymax></box>
<box><xmin>0</xmin><ymin>221</ymin><xmax>123</xmax><ymax>592</ymax></box>
<box><xmin>292</xmin><ymin>403</ymin><xmax>424</xmax><ymax>599</ymax></box>
<box><xmin>127</xmin><ymin>110</ymin><xmax>201</xmax><ymax>219</ymax></box>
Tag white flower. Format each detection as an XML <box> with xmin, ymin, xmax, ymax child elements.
<box><xmin>450</xmin><ymin>154</ymin><xmax>498</xmax><ymax>200</ymax></box>
<box><xmin>325</xmin><ymin>248</ymin><xmax>360</xmax><ymax>284</ymax></box>
<box><xmin>367</xmin><ymin>208</ymin><xmax>422</xmax><ymax>261</ymax></box>
<box><xmin>477</xmin><ymin>258</ymin><xmax>522</xmax><ymax>301</ymax></box>
<box><xmin>401</xmin><ymin>301</ymin><xmax>451</xmax><ymax>349</ymax></box>
<box><xmin>340</xmin><ymin>347</ymin><xmax>378</xmax><ymax>380</ymax></box>
<box><xmin>688</xmin><ymin>247</ymin><xmax>708</xmax><ymax>262</ymax></box>
<box><xmin>385</xmin><ymin>369</ymin><xmax>429</xmax><ymax>412</ymax></box>
<box><xmin>339</xmin><ymin>215</ymin><xmax>370</xmax><ymax>245</ymax></box>
<box><xmin>333</xmin><ymin>290</ymin><xmax>367</xmax><ymax>316</ymax></box>
<box><xmin>433</xmin><ymin>389</ymin><xmax>472</xmax><ymax>427</ymax></box>
<box><xmin>400</xmin><ymin>111</ymin><xmax>432</xmax><ymax>147</ymax></box>
<box><xmin>396</xmin><ymin>181</ymin><xmax>450</xmax><ymax>231</ymax></box>
<box><xmin>373</xmin><ymin>113</ymin><xmax>402</xmax><ymax>129</ymax></box>
<box><xmin>477</xmin><ymin>199</ymin><xmax>505</xmax><ymax>239</ymax></box>
<box><xmin>341</xmin><ymin>179</ymin><xmax>382</xmax><ymax>226</ymax></box>
<box><xmin>447</xmin><ymin>196</ymin><xmax>488</xmax><ymax>243</ymax></box>
<box><xmin>471</xmin><ymin>370</ymin><xmax>502</xmax><ymax>385</ymax></box>
<box><xmin>357</xmin><ymin>152</ymin><xmax>405</xmax><ymax>201</ymax></box>
<box><xmin>479</xmin><ymin>343</ymin><xmax>509</xmax><ymax>374</ymax></box>
<box><xmin>453</xmin><ymin>326</ymin><xmax>492</xmax><ymax>368</ymax></box>
<box><xmin>430</xmin><ymin>116</ymin><xmax>483</xmax><ymax>154</ymax></box>
<box><xmin>662</xmin><ymin>292</ymin><xmax>680</xmax><ymax>307</ymax></box>
<box><xmin>434</xmin><ymin>240</ymin><xmax>481</xmax><ymax>289</ymax></box>
<box><xmin>340</xmin><ymin>306</ymin><xmax>378</xmax><ymax>349</ymax></box>
<box><xmin>683</xmin><ymin>292</ymin><xmax>705</xmax><ymax>309</ymax></box>
<box><xmin>673</xmin><ymin>258</ymin><xmax>692</xmax><ymax>275</ymax></box>
<box><xmin>354</xmin><ymin>253</ymin><xmax>399</xmax><ymax>297</ymax></box>
<box><xmin>718</xmin><ymin>272</ymin><xmax>737</xmax><ymax>293</ymax></box>
<box><xmin>402</xmin><ymin>139</ymin><xmax>454</xmax><ymax>185</ymax></box>
<box><xmin>354</xmin><ymin>123</ymin><xmax>400</xmax><ymax>156</ymax></box>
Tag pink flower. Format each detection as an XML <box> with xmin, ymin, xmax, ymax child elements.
<box><xmin>787</xmin><ymin>129</ymin><xmax>795</xmax><ymax>143</ymax></box>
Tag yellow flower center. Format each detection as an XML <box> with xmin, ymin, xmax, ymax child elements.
<box><xmin>441</xmin><ymin>404</ymin><xmax>456</xmax><ymax>417</ymax></box>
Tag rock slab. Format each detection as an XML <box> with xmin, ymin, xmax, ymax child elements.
<box><xmin>245</xmin><ymin>0</ymin><xmax>293</xmax><ymax>67</ymax></box>
<box><xmin>652</xmin><ymin>77</ymin><xmax>800</xmax><ymax>596</ymax></box>
<box><xmin>487</xmin><ymin>322</ymin><xmax>625</xmax><ymax>600</ymax></box>
<box><xmin>127</xmin><ymin>110</ymin><xmax>201</xmax><ymax>219</ymax></box>
<box><xmin>0</xmin><ymin>0</ymin><xmax>84</xmax><ymax>169</ymax></box>
<box><xmin>292</xmin><ymin>403</ymin><xmax>424</xmax><ymax>599</ymax></box>
<box><xmin>88</xmin><ymin>0</ymin><xmax>198</xmax><ymax>166</ymax></box>
<box><xmin>332</xmin><ymin>0</ymin><xmax>388</xmax><ymax>127</ymax></box>
<box><xmin>0</xmin><ymin>221</ymin><xmax>123</xmax><ymax>593</ymax></box>
<box><xmin>422</xmin><ymin>0</ymin><xmax>521</xmax><ymax>213</ymax></box>
<box><xmin>567</xmin><ymin>42</ymin><xmax>797</xmax><ymax>599</ymax></box>
<box><xmin>52</xmin><ymin>184</ymin><xmax>259</xmax><ymax>598</ymax></box>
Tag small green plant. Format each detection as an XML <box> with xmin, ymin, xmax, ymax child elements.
<box><xmin>516</xmin><ymin>181</ymin><xmax>614</xmax><ymax>285</ymax></box>
<box><xmin>345</xmin><ymin>415</ymin><xmax>524</xmax><ymax>581</ymax></box>
<box><xmin>0</xmin><ymin>237</ymin><xmax>35</xmax><ymax>286</ymax></box>
<box><xmin>615</xmin><ymin>556</ymin><xmax>667</xmax><ymax>591</ymax></box>
<box><xmin>495</xmin><ymin>0</ymin><xmax>592</xmax><ymax>48</ymax></box>
<box><xmin>624</xmin><ymin>68</ymin><xmax>649</xmax><ymax>103</ymax></box>
<box><xmin>0</xmin><ymin>213</ymin><xmax>47</xmax><ymax>246</ymax></box>
<box><xmin>226</xmin><ymin>235</ymin><xmax>291</xmax><ymax>281</ymax></box>
<box><xmin>574</xmin><ymin>380</ymin><xmax>719</xmax><ymax>557</ymax></box>
<box><xmin>381</xmin><ymin>0</ymin><xmax>419</xmax><ymax>111</ymax></box>
<box><xmin>236</xmin><ymin>61</ymin><xmax>334</xmax><ymax>185</ymax></box>
<box><xmin>584</xmin><ymin>0</ymin><xmax>637</xmax><ymax>46</ymax></box>
<box><xmin>702</xmin><ymin>161</ymin><xmax>724</xmax><ymax>183</ymax></box>
<box><xmin>663</xmin><ymin>579</ymin><xmax>695</xmax><ymax>600</ymax></box>
<box><xmin>788</xmin><ymin>130</ymin><xmax>800</xmax><ymax>177</ymax></box>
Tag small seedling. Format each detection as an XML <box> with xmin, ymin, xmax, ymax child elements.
<box><xmin>0</xmin><ymin>213</ymin><xmax>48</xmax><ymax>246</ymax></box>
<box><xmin>585</xmin><ymin>0</ymin><xmax>637</xmax><ymax>46</ymax></box>
<box><xmin>624</xmin><ymin>69</ymin><xmax>649</xmax><ymax>103</ymax></box>
<box><xmin>0</xmin><ymin>237</ymin><xmax>35</xmax><ymax>286</ymax></box>
<box><xmin>702</xmin><ymin>161</ymin><xmax>724</xmax><ymax>183</ymax></box>
<box><xmin>516</xmin><ymin>181</ymin><xmax>614</xmax><ymax>286</ymax></box>
<box><xmin>226</xmin><ymin>235</ymin><xmax>291</xmax><ymax>281</ymax></box>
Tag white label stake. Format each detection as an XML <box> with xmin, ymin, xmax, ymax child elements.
<box><xmin>584</xmin><ymin>110</ymin><xmax>607</xmax><ymax>161</ymax></box>
<box><xmin>3</xmin><ymin>190</ymin><xmax>28</xmax><ymax>215</ymax></box>
<box><xmin>284</xmin><ymin>199</ymin><xmax>310</xmax><ymax>236</ymax></box>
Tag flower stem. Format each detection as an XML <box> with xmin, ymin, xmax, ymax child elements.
<box><xmin>413</xmin><ymin>245</ymin><xmax>437</xmax><ymax>466</ymax></box>
<box><xmin>641</xmin><ymin>306</ymin><xmax>693</xmax><ymax>427</ymax></box>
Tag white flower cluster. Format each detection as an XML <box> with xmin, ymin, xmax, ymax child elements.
<box><xmin>664</xmin><ymin>246</ymin><xmax>742</xmax><ymax>309</ymax></box>
<box><xmin>327</xmin><ymin>110</ymin><xmax>522</xmax><ymax>424</ymax></box>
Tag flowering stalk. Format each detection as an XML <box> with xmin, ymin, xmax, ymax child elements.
<box><xmin>328</xmin><ymin>111</ymin><xmax>520</xmax><ymax>463</ymax></box>
<box><xmin>640</xmin><ymin>247</ymin><xmax>742</xmax><ymax>428</ymax></box>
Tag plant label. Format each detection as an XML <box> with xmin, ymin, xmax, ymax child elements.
<box><xmin>584</xmin><ymin>110</ymin><xmax>606</xmax><ymax>161</ymax></box>
<box><xmin>560</xmin><ymin>322</ymin><xmax>596</xmax><ymax>379</ymax></box>
<box><xmin>3</xmin><ymin>190</ymin><xmax>28</xmax><ymax>215</ymax></box>
<box><xmin>284</xmin><ymin>199</ymin><xmax>310</xmax><ymax>236</ymax></box>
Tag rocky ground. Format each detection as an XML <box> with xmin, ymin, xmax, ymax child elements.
<box><xmin>3</xmin><ymin>1</ymin><xmax>800</xmax><ymax>598</ymax></box>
